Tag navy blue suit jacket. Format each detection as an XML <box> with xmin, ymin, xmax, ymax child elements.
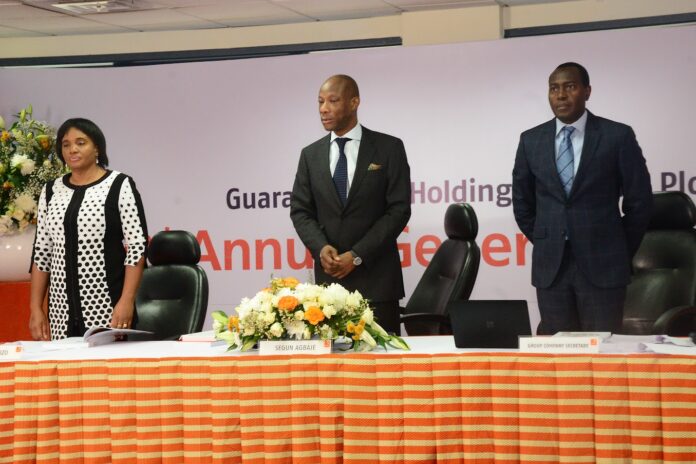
<box><xmin>512</xmin><ymin>111</ymin><xmax>652</xmax><ymax>289</ymax></box>
<box><xmin>290</xmin><ymin>126</ymin><xmax>411</xmax><ymax>302</ymax></box>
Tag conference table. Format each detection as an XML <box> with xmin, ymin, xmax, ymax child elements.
<box><xmin>1</xmin><ymin>336</ymin><xmax>695</xmax><ymax>464</ymax></box>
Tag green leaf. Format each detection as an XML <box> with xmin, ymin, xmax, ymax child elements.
<box><xmin>387</xmin><ymin>336</ymin><xmax>410</xmax><ymax>351</ymax></box>
<box><xmin>216</xmin><ymin>331</ymin><xmax>236</xmax><ymax>342</ymax></box>
<box><xmin>241</xmin><ymin>338</ymin><xmax>257</xmax><ymax>352</ymax></box>
<box><xmin>211</xmin><ymin>311</ymin><xmax>229</xmax><ymax>324</ymax></box>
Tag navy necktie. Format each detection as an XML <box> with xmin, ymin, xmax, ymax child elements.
<box><xmin>557</xmin><ymin>126</ymin><xmax>575</xmax><ymax>196</ymax></box>
<box><xmin>333</xmin><ymin>137</ymin><xmax>350</xmax><ymax>205</ymax></box>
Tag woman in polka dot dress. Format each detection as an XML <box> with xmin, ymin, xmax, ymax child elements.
<box><xmin>29</xmin><ymin>118</ymin><xmax>148</xmax><ymax>340</ymax></box>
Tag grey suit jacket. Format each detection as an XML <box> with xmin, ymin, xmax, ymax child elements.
<box><xmin>512</xmin><ymin>111</ymin><xmax>653</xmax><ymax>289</ymax></box>
<box><xmin>290</xmin><ymin>126</ymin><xmax>411</xmax><ymax>302</ymax></box>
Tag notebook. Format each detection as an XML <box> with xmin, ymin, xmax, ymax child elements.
<box><xmin>448</xmin><ymin>300</ymin><xmax>532</xmax><ymax>349</ymax></box>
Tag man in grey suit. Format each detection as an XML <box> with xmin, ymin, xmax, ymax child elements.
<box><xmin>290</xmin><ymin>75</ymin><xmax>411</xmax><ymax>334</ymax></box>
<box><xmin>513</xmin><ymin>62</ymin><xmax>652</xmax><ymax>334</ymax></box>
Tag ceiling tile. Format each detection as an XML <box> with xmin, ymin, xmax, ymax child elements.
<box><xmin>81</xmin><ymin>9</ymin><xmax>220</xmax><ymax>29</ymax></box>
<box><xmin>179</xmin><ymin>1</ymin><xmax>311</xmax><ymax>27</ymax></box>
<box><xmin>272</xmin><ymin>0</ymin><xmax>400</xmax><ymax>20</ymax></box>
<box><xmin>0</xmin><ymin>4</ymin><xmax>65</xmax><ymax>19</ymax></box>
<box><xmin>385</xmin><ymin>0</ymin><xmax>489</xmax><ymax>5</ymax></box>
<box><xmin>0</xmin><ymin>23</ymin><xmax>47</xmax><ymax>37</ymax></box>
<box><xmin>148</xmin><ymin>0</ymin><xmax>232</xmax><ymax>6</ymax></box>
<box><xmin>0</xmin><ymin>16</ymin><xmax>133</xmax><ymax>35</ymax></box>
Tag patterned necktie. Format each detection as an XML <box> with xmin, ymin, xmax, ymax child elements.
<box><xmin>333</xmin><ymin>137</ymin><xmax>350</xmax><ymax>205</ymax></box>
<box><xmin>557</xmin><ymin>126</ymin><xmax>575</xmax><ymax>196</ymax></box>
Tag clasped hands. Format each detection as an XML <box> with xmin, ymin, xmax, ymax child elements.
<box><xmin>320</xmin><ymin>245</ymin><xmax>355</xmax><ymax>279</ymax></box>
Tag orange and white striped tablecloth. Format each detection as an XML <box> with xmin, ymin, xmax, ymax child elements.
<box><xmin>1</xmin><ymin>351</ymin><xmax>696</xmax><ymax>464</ymax></box>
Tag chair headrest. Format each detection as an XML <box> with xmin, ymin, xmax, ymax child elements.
<box><xmin>648</xmin><ymin>191</ymin><xmax>696</xmax><ymax>230</ymax></box>
<box><xmin>444</xmin><ymin>203</ymin><xmax>478</xmax><ymax>240</ymax></box>
<box><xmin>148</xmin><ymin>230</ymin><xmax>201</xmax><ymax>266</ymax></box>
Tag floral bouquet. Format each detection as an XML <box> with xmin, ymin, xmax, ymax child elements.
<box><xmin>212</xmin><ymin>277</ymin><xmax>410</xmax><ymax>352</ymax></box>
<box><xmin>0</xmin><ymin>105</ymin><xmax>68</xmax><ymax>236</ymax></box>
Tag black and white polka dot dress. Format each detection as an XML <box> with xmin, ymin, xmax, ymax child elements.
<box><xmin>31</xmin><ymin>170</ymin><xmax>148</xmax><ymax>339</ymax></box>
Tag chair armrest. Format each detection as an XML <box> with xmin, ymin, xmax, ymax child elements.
<box><xmin>652</xmin><ymin>306</ymin><xmax>696</xmax><ymax>336</ymax></box>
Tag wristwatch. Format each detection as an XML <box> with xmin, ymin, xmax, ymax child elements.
<box><xmin>350</xmin><ymin>250</ymin><xmax>362</xmax><ymax>266</ymax></box>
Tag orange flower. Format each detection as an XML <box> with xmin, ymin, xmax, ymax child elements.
<box><xmin>2</xmin><ymin>181</ymin><xmax>14</xmax><ymax>190</ymax></box>
<box><xmin>282</xmin><ymin>277</ymin><xmax>300</xmax><ymax>288</ymax></box>
<box><xmin>304</xmin><ymin>306</ymin><xmax>325</xmax><ymax>326</ymax></box>
<box><xmin>228</xmin><ymin>316</ymin><xmax>240</xmax><ymax>332</ymax></box>
<box><xmin>277</xmin><ymin>295</ymin><xmax>299</xmax><ymax>312</ymax></box>
<box><xmin>0</xmin><ymin>131</ymin><xmax>10</xmax><ymax>143</ymax></box>
<box><xmin>347</xmin><ymin>320</ymin><xmax>364</xmax><ymax>340</ymax></box>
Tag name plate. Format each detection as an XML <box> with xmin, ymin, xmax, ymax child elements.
<box><xmin>519</xmin><ymin>336</ymin><xmax>600</xmax><ymax>353</ymax></box>
<box><xmin>259</xmin><ymin>339</ymin><xmax>332</xmax><ymax>355</ymax></box>
<box><xmin>0</xmin><ymin>344</ymin><xmax>23</xmax><ymax>360</ymax></box>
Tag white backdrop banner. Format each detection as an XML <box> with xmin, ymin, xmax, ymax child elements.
<box><xmin>2</xmin><ymin>24</ymin><xmax>694</xmax><ymax>331</ymax></box>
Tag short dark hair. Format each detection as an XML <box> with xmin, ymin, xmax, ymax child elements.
<box><xmin>555</xmin><ymin>62</ymin><xmax>590</xmax><ymax>87</ymax></box>
<box><xmin>329</xmin><ymin>74</ymin><xmax>360</xmax><ymax>98</ymax></box>
<box><xmin>56</xmin><ymin>118</ymin><xmax>109</xmax><ymax>167</ymax></box>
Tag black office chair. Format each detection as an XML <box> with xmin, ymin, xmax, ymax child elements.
<box><xmin>622</xmin><ymin>191</ymin><xmax>696</xmax><ymax>335</ymax></box>
<box><xmin>400</xmin><ymin>203</ymin><xmax>480</xmax><ymax>335</ymax></box>
<box><xmin>135</xmin><ymin>230</ymin><xmax>209</xmax><ymax>340</ymax></box>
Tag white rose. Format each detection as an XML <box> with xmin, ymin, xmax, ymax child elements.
<box><xmin>11</xmin><ymin>208</ymin><xmax>25</xmax><ymax>221</ymax></box>
<box><xmin>260</xmin><ymin>301</ymin><xmax>273</xmax><ymax>314</ymax></box>
<box><xmin>294</xmin><ymin>310</ymin><xmax>305</xmax><ymax>321</ymax></box>
<box><xmin>269</xmin><ymin>322</ymin><xmax>284</xmax><ymax>338</ymax></box>
<box><xmin>236</xmin><ymin>298</ymin><xmax>256</xmax><ymax>319</ymax></box>
<box><xmin>303</xmin><ymin>285</ymin><xmax>321</xmax><ymax>301</ymax></box>
<box><xmin>14</xmin><ymin>194</ymin><xmax>36</xmax><ymax>214</ymax></box>
<box><xmin>20</xmin><ymin>159</ymin><xmax>35</xmax><ymax>175</ymax></box>
<box><xmin>258</xmin><ymin>291</ymin><xmax>273</xmax><ymax>304</ymax></box>
<box><xmin>322</xmin><ymin>305</ymin><xmax>337</xmax><ymax>319</ymax></box>
<box><xmin>10</xmin><ymin>154</ymin><xmax>34</xmax><ymax>175</ymax></box>
<box><xmin>321</xmin><ymin>283</ymin><xmax>350</xmax><ymax>309</ymax></box>
<box><xmin>345</xmin><ymin>292</ymin><xmax>361</xmax><ymax>308</ymax></box>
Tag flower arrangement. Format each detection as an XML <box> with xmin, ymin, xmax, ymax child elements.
<box><xmin>212</xmin><ymin>277</ymin><xmax>410</xmax><ymax>352</ymax></box>
<box><xmin>0</xmin><ymin>105</ymin><xmax>68</xmax><ymax>236</ymax></box>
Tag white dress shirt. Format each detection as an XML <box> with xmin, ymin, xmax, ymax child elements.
<box><xmin>555</xmin><ymin>110</ymin><xmax>587</xmax><ymax>176</ymax></box>
<box><xmin>329</xmin><ymin>123</ymin><xmax>362</xmax><ymax>195</ymax></box>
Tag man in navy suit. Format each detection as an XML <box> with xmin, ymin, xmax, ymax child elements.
<box><xmin>290</xmin><ymin>75</ymin><xmax>411</xmax><ymax>334</ymax></box>
<box><xmin>513</xmin><ymin>62</ymin><xmax>652</xmax><ymax>334</ymax></box>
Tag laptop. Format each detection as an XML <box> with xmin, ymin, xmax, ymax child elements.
<box><xmin>448</xmin><ymin>300</ymin><xmax>532</xmax><ymax>349</ymax></box>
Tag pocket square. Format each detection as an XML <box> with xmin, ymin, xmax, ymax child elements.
<box><xmin>367</xmin><ymin>163</ymin><xmax>383</xmax><ymax>171</ymax></box>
